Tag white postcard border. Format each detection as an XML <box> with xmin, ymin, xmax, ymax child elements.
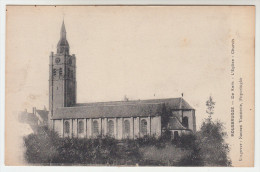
<box><xmin>0</xmin><ymin>0</ymin><xmax>259</xmax><ymax>172</ymax></box>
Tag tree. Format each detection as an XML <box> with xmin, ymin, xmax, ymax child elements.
<box><xmin>206</xmin><ymin>96</ymin><xmax>215</xmax><ymax>122</ymax></box>
<box><xmin>197</xmin><ymin>120</ymin><xmax>231</xmax><ymax>166</ymax></box>
<box><xmin>123</xmin><ymin>95</ymin><xmax>129</xmax><ymax>101</ymax></box>
<box><xmin>193</xmin><ymin>96</ymin><xmax>232</xmax><ymax>166</ymax></box>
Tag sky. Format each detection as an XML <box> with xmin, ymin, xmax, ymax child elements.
<box><xmin>5</xmin><ymin>6</ymin><xmax>255</xmax><ymax>166</ymax></box>
<box><xmin>6</xmin><ymin>6</ymin><xmax>234</xmax><ymax>125</ymax></box>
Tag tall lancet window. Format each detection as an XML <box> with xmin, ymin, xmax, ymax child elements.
<box><xmin>124</xmin><ymin>120</ymin><xmax>130</xmax><ymax>138</ymax></box>
<box><xmin>78</xmin><ymin>121</ymin><xmax>84</xmax><ymax>134</ymax></box>
<box><xmin>140</xmin><ymin>119</ymin><xmax>148</xmax><ymax>136</ymax></box>
<box><xmin>108</xmin><ymin>120</ymin><xmax>114</xmax><ymax>136</ymax></box>
<box><xmin>93</xmin><ymin>121</ymin><xmax>99</xmax><ymax>136</ymax></box>
<box><xmin>70</xmin><ymin>70</ymin><xmax>73</xmax><ymax>79</ymax></box>
<box><xmin>183</xmin><ymin>117</ymin><xmax>189</xmax><ymax>128</ymax></box>
<box><xmin>64</xmin><ymin>121</ymin><xmax>70</xmax><ymax>134</ymax></box>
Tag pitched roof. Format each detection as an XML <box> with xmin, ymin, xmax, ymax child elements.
<box><xmin>52</xmin><ymin>103</ymin><xmax>164</xmax><ymax>119</ymax></box>
<box><xmin>74</xmin><ymin>97</ymin><xmax>194</xmax><ymax>110</ymax></box>
<box><xmin>52</xmin><ymin>97</ymin><xmax>194</xmax><ymax>119</ymax></box>
<box><xmin>168</xmin><ymin>117</ymin><xmax>187</xmax><ymax>130</ymax></box>
<box><xmin>18</xmin><ymin>112</ymin><xmax>38</xmax><ymax>125</ymax></box>
<box><xmin>36</xmin><ymin>110</ymin><xmax>49</xmax><ymax>122</ymax></box>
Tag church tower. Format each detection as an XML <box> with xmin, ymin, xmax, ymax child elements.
<box><xmin>49</xmin><ymin>21</ymin><xmax>77</xmax><ymax>119</ymax></box>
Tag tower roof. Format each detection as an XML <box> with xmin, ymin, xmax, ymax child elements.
<box><xmin>57</xmin><ymin>20</ymin><xmax>69</xmax><ymax>47</ymax></box>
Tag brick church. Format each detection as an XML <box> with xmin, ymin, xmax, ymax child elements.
<box><xmin>49</xmin><ymin>21</ymin><xmax>196</xmax><ymax>139</ymax></box>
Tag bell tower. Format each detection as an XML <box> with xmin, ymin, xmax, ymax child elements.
<box><xmin>49</xmin><ymin>20</ymin><xmax>77</xmax><ymax>120</ymax></box>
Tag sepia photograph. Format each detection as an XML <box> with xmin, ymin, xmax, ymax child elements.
<box><xmin>4</xmin><ymin>5</ymin><xmax>255</xmax><ymax>167</ymax></box>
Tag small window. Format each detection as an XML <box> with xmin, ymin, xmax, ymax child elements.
<box><xmin>140</xmin><ymin>119</ymin><xmax>147</xmax><ymax>135</ymax></box>
<box><xmin>59</xmin><ymin>68</ymin><xmax>62</xmax><ymax>76</ymax></box>
<box><xmin>78</xmin><ymin>121</ymin><xmax>84</xmax><ymax>134</ymax></box>
<box><xmin>174</xmin><ymin>131</ymin><xmax>179</xmax><ymax>140</ymax></box>
<box><xmin>69</xmin><ymin>58</ymin><xmax>72</xmax><ymax>65</ymax></box>
<box><xmin>108</xmin><ymin>120</ymin><xmax>114</xmax><ymax>136</ymax></box>
<box><xmin>68</xmin><ymin>68</ymin><xmax>70</xmax><ymax>77</ymax></box>
<box><xmin>93</xmin><ymin>121</ymin><xmax>99</xmax><ymax>135</ymax></box>
<box><xmin>70</xmin><ymin>71</ymin><xmax>73</xmax><ymax>78</ymax></box>
<box><xmin>183</xmin><ymin>117</ymin><xmax>188</xmax><ymax>128</ymax></box>
<box><xmin>65</xmin><ymin>121</ymin><xmax>70</xmax><ymax>134</ymax></box>
<box><xmin>53</xmin><ymin>69</ymin><xmax>56</xmax><ymax>76</ymax></box>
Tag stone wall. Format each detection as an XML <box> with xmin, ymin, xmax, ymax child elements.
<box><xmin>52</xmin><ymin>115</ymin><xmax>162</xmax><ymax>139</ymax></box>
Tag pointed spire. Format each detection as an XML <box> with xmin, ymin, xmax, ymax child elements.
<box><xmin>57</xmin><ymin>20</ymin><xmax>69</xmax><ymax>54</ymax></box>
<box><xmin>60</xmin><ymin>20</ymin><xmax>66</xmax><ymax>40</ymax></box>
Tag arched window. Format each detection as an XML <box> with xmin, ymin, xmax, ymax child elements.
<box><xmin>64</xmin><ymin>121</ymin><xmax>70</xmax><ymax>134</ymax></box>
<box><xmin>183</xmin><ymin>117</ymin><xmax>188</xmax><ymax>128</ymax></box>
<box><xmin>174</xmin><ymin>131</ymin><xmax>179</xmax><ymax>140</ymax></box>
<box><xmin>108</xmin><ymin>120</ymin><xmax>114</xmax><ymax>136</ymax></box>
<box><xmin>78</xmin><ymin>121</ymin><xmax>84</xmax><ymax>134</ymax></box>
<box><xmin>140</xmin><ymin>119</ymin><xmax>147</xmax><ymax>136</ymax></box>
<box><xmin>93</xmin><ymin>121</ymin><xmax>99</xmax><ymax>135</ymax></box>
<box><xmin>124</xmin><ymin>120</ymin><xmax>130</xmax><ymax>138</ymax></box>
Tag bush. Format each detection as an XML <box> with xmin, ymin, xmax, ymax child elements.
<box><xmin>136</xmin><ymin>135</ymin><xmax>162</xmax><ymax>147</ymax></box>
<box><xmin>177</xmin><ymin>146</ymin><xmax>204</xmax><ymax>166</ymax></box>
<box><xmin>173</xmin><ymin>133</ymin><xmax>197</xmax><ymax>149</ymax></box>
<box><xmin>139</xmin><ymin>143</ymin><xmax>190</xmax><ymax>166</ymax></box>
<box><xmin>23</xmin><ymin>121</ymin><xmax>231</xmax><ymax>166</ymax></box>
<box><xmin>24</xmin><ymin>129</ymin><xmax>142</xmax><ymax>165</ymax></box>
<box><xmin>23</xmin><ymin>126</ymin><xmax>61</xmax><ymax>164</ymax></box>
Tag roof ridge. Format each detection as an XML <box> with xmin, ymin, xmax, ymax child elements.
<box><xmin>75</xmin><ymin>97</ymin><xmax>182</xmax><ymax>105</ymax></box>
<box><xmin>62</xmin><ymin>102</ymin><xmax>164</xmax><ymax>109</ymax></box>
<box><xmin>36</xmin><ymin>109</ymin><xmax>48</xmax><ymax>112</ymax></box>
<box><xmin>180</xmin><ymin>98</ymin><xmax>194</xmax><ymax>109</ymax></box>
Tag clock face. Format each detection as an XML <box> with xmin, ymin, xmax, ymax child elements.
<box><xmin>55</xmin><ymin>58</ymin><xmax>60</xmax><ymax>64</ymax></box>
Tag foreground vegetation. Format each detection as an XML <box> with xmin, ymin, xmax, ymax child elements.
<box><xmin>23</xmin><ymin>119</ymin><xmax>231</xmax><ymax>166</ymax></box>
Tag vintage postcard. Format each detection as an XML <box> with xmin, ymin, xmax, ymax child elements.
<box><xmin>5</xmin><ymin>6</ymin><xmax>255</xmax><ymax>166</ymax></box>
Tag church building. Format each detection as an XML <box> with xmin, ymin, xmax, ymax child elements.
<box><xmin>49</xmin><ymin>21</ymin><xmax>196</xmax><ymax>139</ymax></box>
